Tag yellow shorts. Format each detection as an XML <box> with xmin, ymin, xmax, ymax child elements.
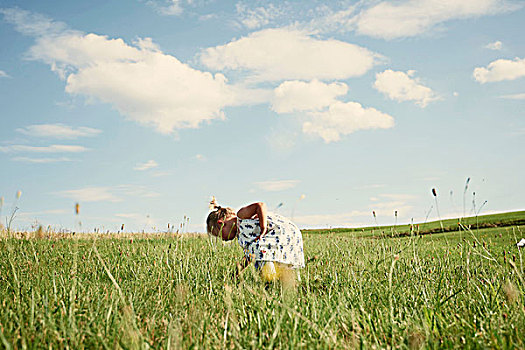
<box><xmin>258</xmin><ymin>261</ymin><xmax>301</xmax><ymax>283</ymax></box>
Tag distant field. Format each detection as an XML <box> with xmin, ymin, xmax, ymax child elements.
<box><xmin>304</xmin><ymin>210</ymin><xmax>525</xmax><ymax>237</ymax></box>
<box><xmin>0</xmin><ymin>212</ymin><xmax>524</xmax><ymax>348</ymax></box>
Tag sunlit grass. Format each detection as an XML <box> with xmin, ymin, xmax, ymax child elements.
<box><xmin>0</xmin><ymin>222</ymin><xmax>524</xmax><ymax>348</ymax></box>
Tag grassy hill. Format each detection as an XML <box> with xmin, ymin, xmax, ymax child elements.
<box><xmin>303</xmin><ymin>210</ymin><xmax>525</xmax><ymax>238</ymax></box>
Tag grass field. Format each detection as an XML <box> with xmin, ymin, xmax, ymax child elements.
<box><xmin>1</xmin><ymin>212</ymin><xmax>524</xmax><ymax>349</ymax></box>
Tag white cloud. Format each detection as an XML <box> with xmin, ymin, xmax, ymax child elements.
<box><xmin>473</xmin><ymin>57</ymin><xmax>525</xmax><ymax>83</ymax></box>
<box><xmin>57</xmin><ymin>185</ymin><xmax>159</xmax><ymax>202</ymax></box>
<box><xmin>271</xmin><ymin>80</ymin><xmax>348</xmax><ymax>113</ymax></box>
<box><xmin>292</xmin><ymin>193</ymin><xmax>416</xmax><ymax>227</ymax></box>
<box><xmin>0</xmin><ymin>70</ymin><xmax>9</xmax><ymax>78</ymax></box>
<box><xmin>374</xmin><ymin>70</ymin><xmax>440</xmax><ymax>107</ymax></box>
<box><xmin>265</xmin><ymin>128</ymin><xmax>298</xmax><ymax>154</ymax></box>
<box><xmin>3</xmin><ymin>8</ymin><xmax>238</xmax><ymax>135</ymax></box>
<box><xmin>199</xmin><ymin>14</ymin><xmax>218</xmax><ymax>21</ymax></box>
<box><xmin>354</xmin><ymin>184</ymin><xmax>386</xmax><ymax>190</ymax></box>
<box><xmin>11</xmin><ymin>156</ymin><xmax>73</xmax><ymax>163</ymax></box>
<box><xmin>499</xmin><ymin>93</ymin><xmax>525</xmax><ymax>99</ymax></box>
<box><xmin>353</xmin><ymin>0</ymin><xmax>519</xmax><ymax>39</ymax></box>
<box><xmin>147</xmin><ymin>0</ymin><xmax>183</xmax><ymax>16</ymax></box>
<box><xmin>254</xmin><ymin>180</ymin><xmax>300</xmax><ymax>192</ymax></box>
<box><xmin>58</xmin><ymin>187</ymin><xmax>121</xmax><ymax>202</ymax></box>
<box><xmin>304</xmin><ymin>6</ymin><xmax>358</xmax><ymax>34</ymax></box>
<box><xmin>0</xmin><ymin>144</ymin><xmax>88</xmax><ymax>153</ymax></box>
<box><xmin>16</xmin><ymin>123</ymin><xmax>101</xmax><ymax>139</ymax></box>
<box><xmin>294</xmin><ymin>210</ymin><xmax>369</xmax><ymax>228</ymax></box>
<box><xmin>115</xmin><ymin>185</ymin><xmax>160</xmax><ymax>198</ymax></box>
<box><xmin>235</xmin><ymin>2</ymin><xmax>284</xmax><ymax>29</ymax></box>
<box><xmin>0</xmin><ymin>7</ymin><xmax>68</xmax><ymax>36</ymax></box>
<box><xmin>302</xmin><ymin>101</ymin><xmax>394</xmax><ymax>143</ymax></box>
<box><xmin>22</xmin><ymin>209</ymin><xmax>68</xmax><ymax>216</ymax></box>
<box><xmin>134</xmin><ymin>160</ymin><xmax>159</xmax><ymax>171</ymax></box>
<box><xmin>152</xmin><ymin>171</ymin><xmax>172</xmax><ymax>177</ymax></box>
<box><xmin>379</xmin><ymin>194</ymin><xmax>418</xmax><ymax>201</ymax></box>
<box><xmin>485</xmin><ymin>40</ymin><xmax>503</xmax><ymax>50</ymax></box>
<box><xmin>199</xmin><ymin>28</ymin><xmax>382</xmax><ymax>82</ymax></box>
<box><xmin>370</xmin><ymin>201</ymin><xmax>413</xmax><ymax>217</ymax></box>
<box><xmin>269</xmin><ymin>79</ymin><xmax>395</xmax><ymax>143</ymax></box>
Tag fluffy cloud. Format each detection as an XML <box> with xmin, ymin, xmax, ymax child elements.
<box><xmin>2</xmin><ymin>8</ymin><xmax>397</xmax><ymax>143</ymax></box>
<box><xmin>374</xmin><ymin>70</ymin><xmax>440</xmax><ymax>107</ymax></box>
<box><xmin>1</xmin><ymin>142</ymin><xmax>85</xmax><ymax>162</ymax></box>
<box><xmin>57</xmin><ymin>185</ymin><xmax>159</xmax><ymax>202</ymax></box>
<box><xmin>473</xmin><ymin>57</ymin><xmax>525</xmax><ymax>83</ymax></box>
<box><xmin>134</xmin><ymin>160</ymin><xmax>159</xmax><ymax>171</ymax></box>
<box><xmin>16</xmin><ymin>123</ymin><xmax>101</xmax><ymax>139</ymax></box>
<box><xmin>3</xmin><ymin>8</ymin><xmax>238</xmax><ymax>135</ymax></box>
<box><xmin>0</xmin><ymin>70</ymin><xmax>9</xmax><ymax>78</ymax></box>
<box><xmin>11</xmin><ymin>157</ymin><xmax>73</xmax><ymax>163</ymax></box>
<box><xmin>147</xmin><ymin>0</ymin><xmax>183</xmax><ymax>16</ymax></box>
<box><xmin>302</xmin><ymin>101</ymin><xmax>394</xmax><ymax>143</ymax></box>
<box><xmin>0</xmin><ymin>8</ymin><xmax>68</xmax><ymax>36</ymax></box>
<box><xmin>294</xmin><ymin>210</ymin><xmax>369</xmax><ymax>228</ymax></box>
<box><xmin>254</xmin><ymin>180</ymin><xmax>300</xmax><ymax>192</ymax></box>
<box><xmin>58</xmin><ymin>187</ymin><xmax>121</xmax><ymax>202</ymax></box>
<box><xmin>0</xmin><ymin>144</ymin><xmax>88</xmax><ymax>153</ymax></box>
<box><xmin>272</xmin><ymin>80</ymin><xmax>348</xmax><ymax>113</ymax></box>
<box><xmin>369</xmin><ymin>201</ymin><xmax>413</xmax><ymax>218</ymax></box>
<box><xmin>485</xmin><ymin>41</ymin><xmax>503</xmax><ymax>50</ymax></box>
<box><xmin>270</xmin><ymin>79</ymin><xmax>394</xmax><ymax>143</ymax></box>
<box><xmin>353</xmin><ymin>0</ymin><xmax>519</xmax><ymax>39</ymax></box>
<box><xmin>235</xmin><ymin>2</ymin><xmax>284</xmax><ymax>29</ymax></box>
<box><xmin>293</xmin><ymin>193</ymin><xmax>415</xmax><ymax>227</ymax></box>
<box><xmin>199</xmin><ymin>28</ymin><xmax>382</xmax><ymax>82</ymax></box>
<box><xmin>499</xmin><ymin>93</ymin><xmax>525</xmax><ymax>99</ymax></box>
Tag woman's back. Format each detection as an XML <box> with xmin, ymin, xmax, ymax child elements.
<box><xmin>237</xmin><ymin>212</ymin><xmax>305</xmax><ymax>269</ymax></box>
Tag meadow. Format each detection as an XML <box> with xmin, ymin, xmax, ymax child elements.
<box><xmin>0</xmin><ymin>212</ymin><xmax>524</xmax><ymax>349</ymax></box>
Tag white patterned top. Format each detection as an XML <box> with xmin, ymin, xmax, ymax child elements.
<box><xmin>237</xmin><ymin>212</ymin><xmax>305</xmax><ymax>269</ymax></box>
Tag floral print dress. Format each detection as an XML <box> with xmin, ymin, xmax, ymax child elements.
<box><xmin>237</xmin><ymin>212</ymin><xmax>305</xmax><ymax>269</ymax></box>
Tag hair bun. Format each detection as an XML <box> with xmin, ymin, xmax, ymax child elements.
<box><xmin>209</xmin><ymin>196</ymin><xmax>219</xmax><ymax>211</ymax></box>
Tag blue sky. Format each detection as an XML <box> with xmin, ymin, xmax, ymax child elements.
<box><xmin>0</xmin><ymin>0</ymin><xmax>524</xmax><ymax>232</ymax></box>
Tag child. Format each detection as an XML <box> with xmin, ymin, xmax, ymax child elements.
<box><xmin>206</xmin><ymin>198</ymin><xmax>305</xmax><ymax>281</ymax></box>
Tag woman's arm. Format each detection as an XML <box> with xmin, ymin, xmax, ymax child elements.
<box><xmin>237</xmin><ymin>202</ymin><xmax>267</xmax><ymax>236</ymax></box>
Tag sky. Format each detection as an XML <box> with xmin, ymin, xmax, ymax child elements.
<box><xmin>0</xmin><ymin>0</ymin><xmax>524</xmax><ymax>233</ymax></box>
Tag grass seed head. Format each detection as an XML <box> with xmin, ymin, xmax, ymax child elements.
<box><xmin>432</xmin><ymin>188</ymin><xmax>437</xmax><ymax>197</ymax></box>
<box><xmin>503</xmin><ymin>281</ymin><xmax>519</xmax><ymax>304</ymax></box>
<box><xmin>36</xmin><ymin>225</ymin><xmax>45</xmax><ymax>239</ymax></box>
<box><xmin>408</xmin><ymin>329</ymin><xmax>426</xmax><ymax>349</ymax></box>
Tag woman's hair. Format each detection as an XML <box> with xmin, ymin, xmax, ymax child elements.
<box><xmin>206</xmin><ymin>197</ymin><xmax>235</xmax><ymax>236</ymax></box>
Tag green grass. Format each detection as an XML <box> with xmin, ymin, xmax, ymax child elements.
<box><xmin>304</xmin><ymin>210</ymin><xmax>525</xmax><ymax>237</ymax></box>
<box><xmin>0</xmin><ymin>218</ymin><xmax>524</xmax><ymax>348</ymax></box>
